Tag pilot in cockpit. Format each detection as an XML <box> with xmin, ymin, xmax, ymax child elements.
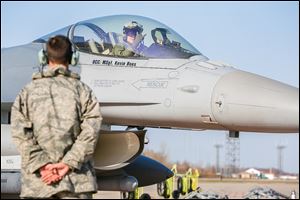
<box><xmin>112</xmin><ymin>21</ymin><xmax>147</xmax><ymax>57</ymax></box>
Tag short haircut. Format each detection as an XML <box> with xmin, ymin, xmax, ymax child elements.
<box><xmin>46</xmin><ymin>35</ymin><xmax>72</xmax><ymax>64</ymax></box>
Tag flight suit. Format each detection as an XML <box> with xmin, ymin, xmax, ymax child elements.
<box><xmin>112</xmin><ymin>44</ymin><xmax>135</xmax><ymax>57</ymax></box>
<box><xmin>11</xmin><ymin>65</ymin><xmax>102</xmax><ymax>198</ymax></box>
<box><xmin>111</xmin><ymin>34</ymin><xmax>146</xmax><ymax>57</ymax></box>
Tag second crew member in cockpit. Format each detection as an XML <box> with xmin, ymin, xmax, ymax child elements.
<box><xmin>112</xmin><ymin>21</ymin><xmax>146</xmax><ymax>57</ymax></box>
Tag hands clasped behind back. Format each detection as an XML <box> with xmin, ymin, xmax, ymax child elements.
<box><xmin>40</xmin><ymin>163</ymin><xmax>70</xmax><ymax>185</ymax></box>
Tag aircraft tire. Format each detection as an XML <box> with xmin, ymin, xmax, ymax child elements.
<box><xmin>157</xmin><ymin>182</ymin><xmax>165</xmax><ymax>196</ymax></box>
<box><xmin>172</xmin><ymin>190</ymin><xmax>180</xmax><ymax>199</ymax></box>
<box><xmin>177</xmin><ymin>177</ymin><xmax>183</xmax><ymax>195</ymax></box>
<box><xmin>140</xmin><ymin>193</ymin><xmax>151</xmax><ymax>199</ymax></box>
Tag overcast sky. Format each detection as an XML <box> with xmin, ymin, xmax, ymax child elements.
<box><xmin>1</xmin><ymin>1</ymin><xmax>299</xmax><ymax>173</ymax></box>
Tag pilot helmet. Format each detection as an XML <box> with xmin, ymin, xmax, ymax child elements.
<box><xmin>123</xmin><ymin>21</ymin><xmax>143</xmax><ymax>36</ymax></box>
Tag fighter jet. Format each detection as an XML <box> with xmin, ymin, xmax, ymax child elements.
<box><xmin>1</xmin><ymin>15</ymin><xmax>299</xmax><ymax>196</ymax></box>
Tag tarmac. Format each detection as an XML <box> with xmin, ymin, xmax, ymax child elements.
<box><xmin>1</xmin><ymin>179</ymin><xmax>298</xmax><ymax>199</ymax></box>
<box><xmin>94</xmin><ymin>178</ymin><xmax>299</xmax><ymax>199</ymax></box>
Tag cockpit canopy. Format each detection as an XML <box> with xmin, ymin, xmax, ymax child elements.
<box><xmin>34</xmin><ymin>15</ymin><xmax>204</xmax><ymax>59</ymax></box>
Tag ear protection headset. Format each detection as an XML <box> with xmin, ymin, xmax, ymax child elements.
<box><xmin>38</xmin><ymin>40</ymin><xmax>79</xmax><ymax>66</ymax></box>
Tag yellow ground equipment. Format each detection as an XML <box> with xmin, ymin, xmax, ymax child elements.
<box><xmin>157</xmin><ymin>164</ymin><xmax>177</xmax><ymax>199</ymax></box>
<box><xmin>177</xmin><ymin>168</ymin><xmax>200</xmax><ymax>196</ymax></box>
<box><xmin>157</xmin><ymin>165</ymin><xmax>200</xmax><ymax>199</ymax></box>
<box><xmin>120</xmin><ymin>187</ymin><xmax>151</xmax><ymax>199</ymax></box>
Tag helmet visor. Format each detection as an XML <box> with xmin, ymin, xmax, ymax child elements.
<box><xmin>126</xmin><ymin>29</ymin><xmax>138</xmax><ymax>37</ymax></box>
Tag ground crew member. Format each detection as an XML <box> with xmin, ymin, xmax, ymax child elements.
<box><xmin>11</xmin><ymin>35</ymin><xmax>102</xmax><ymax>199</ymax></box>
<box><xmin>112</xmin><ymin>21</ymin><xmax>146</xmax><ymax>57</ymax></box>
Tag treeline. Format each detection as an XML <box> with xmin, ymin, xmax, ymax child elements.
<box><xmin>143</xmin><ymin>149</ymin><xmax>220</xmax><ymax>178</ymax></box>
<box><xmin>143</xmin><ymin>149</ymin><xmax>298</xmax><ymax>178</ymax></box>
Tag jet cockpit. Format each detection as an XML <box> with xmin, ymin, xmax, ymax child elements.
<box><xmin>34</xmin><ymin>15</ymin><xmax>205</xmax><ymax>59</ymax></box>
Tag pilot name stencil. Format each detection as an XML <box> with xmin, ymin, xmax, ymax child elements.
<box><xmin>92</xmin><ymin>59</ymin><xmax>136</xmax><ymax>67</ymax></box>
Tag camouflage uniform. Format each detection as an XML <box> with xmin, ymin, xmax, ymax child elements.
<box><xmin>11</xmin><ymin>65</ymin><xmax>102</xmax><ymax>198</ymax></box>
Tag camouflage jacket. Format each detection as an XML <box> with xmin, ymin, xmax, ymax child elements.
<box><xmin>11</xmin><ymin>65</ymin><xmax>102</xmax><ymax>198</ymax></box>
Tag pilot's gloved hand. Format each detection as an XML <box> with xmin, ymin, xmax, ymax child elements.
<box><xmin>132</xmin><ymin>33</ymin><xmax>146</xmax><ymax>49</ymax></box>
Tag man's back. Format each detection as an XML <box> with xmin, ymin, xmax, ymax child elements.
<box><xmin>27</xmin><ymin>66</ymin><xmax>89</xmax><ymax>161</ymax></box>
<box><xmin>11</xmin><ymin>66</ymin><xmax>102</xmax><ymax>198</ymax></box>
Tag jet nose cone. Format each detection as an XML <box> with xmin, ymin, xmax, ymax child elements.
<box><xmin>212</xmin><ymin>70</ymin><xmax>299</xmax><ymax>133</ymax></box>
